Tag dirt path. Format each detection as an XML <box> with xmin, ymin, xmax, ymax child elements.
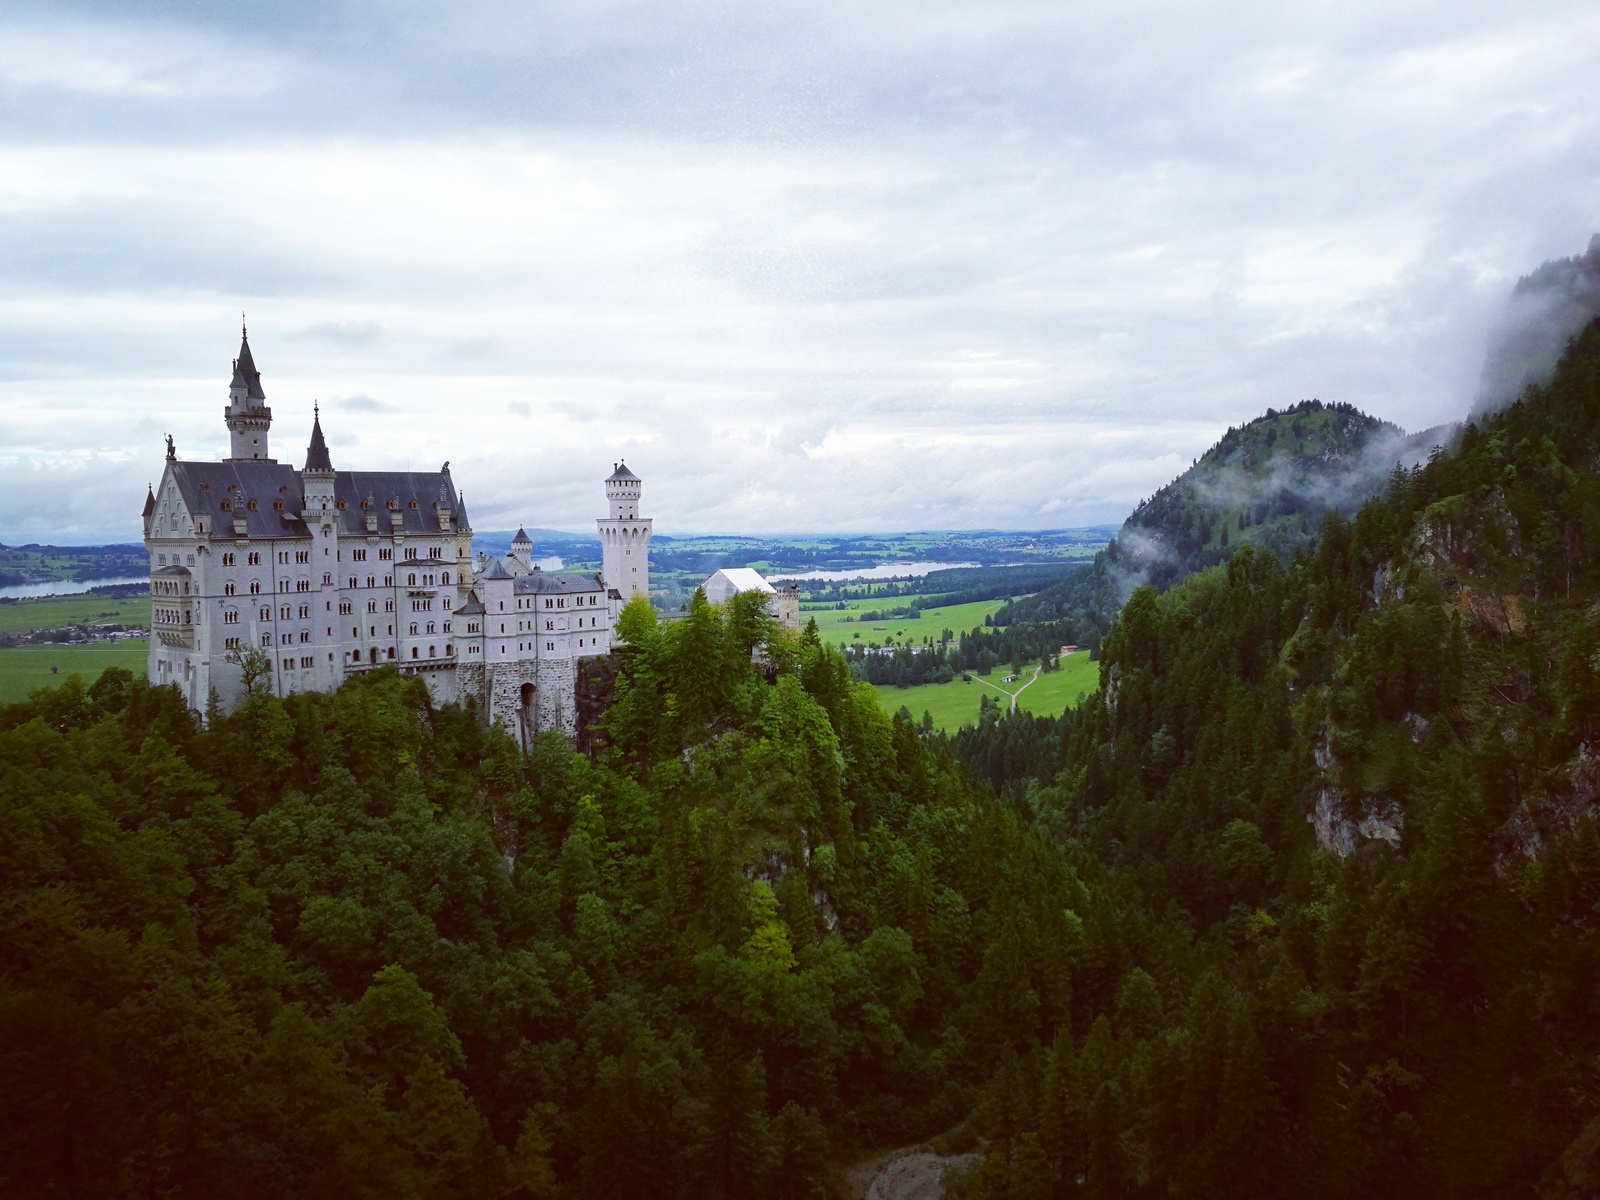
<box><xmin>971</xmin><ymin>664</ymin><xmax>1042</xmax><ymax>712</ymax></box>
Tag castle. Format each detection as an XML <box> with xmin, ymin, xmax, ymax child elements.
<box><xmin>143</xmin><ymin>326</ymin><xmax>652</xmax><ymax>745</ymax></box>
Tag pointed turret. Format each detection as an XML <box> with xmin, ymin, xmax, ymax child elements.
<box><xmin>223</xmin><ymin>320</ymin><xmax>274</xmax><ymax>461</ymax></box>
<box><xmin>231</xmin><ymin>324</ymin><xmax>266</xmax><ymax>404</ymax></box>
<box><xmin>456</xmin><ymin>492</ymin><xmax>472</xmax><ymax>533</ymax></box>
<box><xmin>509</xmin><ymin>526</ymin><xmax>533</xmax><ymax>570</ymax></box>
<box><xmin>143</xmin><ymin>484</ymin><xmax>156</xmax><ymax>521</ymax></box>
<box><xmin>304</xmin><ymin>405</ymin><xmax>333</xmax><ymax>472</ymax></box>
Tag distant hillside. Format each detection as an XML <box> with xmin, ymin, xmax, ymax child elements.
<box><xmin>997</xmin><ymin>400</ymin><xmax>1448</xmax><ymax>643</ymax></box>
<box><xmin>1115</xmin><ymin>399</ymin><xmax>1447</xmax><ymax>591</ymax></box>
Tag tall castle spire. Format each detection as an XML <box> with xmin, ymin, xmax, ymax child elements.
<box><xmin>224</xmin><ymin>319</ymin><xmax>274</xmax><ymax>461</ymax></box>
<box><xmin>304</xmin><ymin>401</ymin><xmax>333</xmax><ymax>472</ymax></box>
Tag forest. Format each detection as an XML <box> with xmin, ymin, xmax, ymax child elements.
<box><xmin>4</xmin><ymin>324</ymin><xmax>1600</xmax><ymax>1198</ymax></box>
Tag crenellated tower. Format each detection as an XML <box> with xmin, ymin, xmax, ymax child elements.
<box><xmin>597</xmin><ymin>461</ymin><xmax>651</xmax><ymax>600</ymax></box>
<box><xmin>224</xmin><ymin>321</ymin><xmax>273</xmax><ymax>461</ymax></box>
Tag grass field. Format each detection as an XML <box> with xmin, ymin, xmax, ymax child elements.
<box><xmin>0</xmin><ymin>639</ymin><xmax>151</xmax><ymax>704</ymax></box>
<box><xmin>803</xmin><ymin>596</ymin><xmax>1012</xmax><ymax>647</ymax></box>
<box><xmin>0</xmin><ymin>593</ymin><xmax>151</xmax><ymax>634</ymax></box>
<box><xmin>872</xmin><ymin>649</ymin><xmax>1100</xmax><ymax>732</ymax></box>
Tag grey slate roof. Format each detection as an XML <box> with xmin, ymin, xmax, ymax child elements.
<box><xmin>457</xmin><ymin>589</ymin><xmax>485</xmax><ymax>615</ymax></box>
<box><xmin>166</xmin><ymin>460</ymin><xmax>466</xmax><ymax>542</ymax></box>
<box><xmin>143</xmin><ymin>487</ymin><xmax>156</xmax><ymax>519</ymax></box>
<box><xmin>514</xmin><ymin>570</ymin><xmax>605</xmax><ymax>595</ymax></box>
<box><xmin>232</xmin><ymin>329</ymin><xmax>266</xmax><ymax>402</ymax></box>
<box><xmin>304</xmin><ymin>413</ymin><xmax>333</xmax><ymax>472</ymax></box>
<box><xmin>511</xmin><ymin>526</ymin><xmax>531</xmax><ymax>545</ymax></box>
<box><xmin>479</xmin><ymin>558</ymin><xmax>513</xmax><ymax>580</ymax></box>
<box><xmin>607</xmin><ymin>461</ymin><xmax>639</xmax><ymax>482</ymax></box>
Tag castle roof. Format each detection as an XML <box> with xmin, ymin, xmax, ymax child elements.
<box><xmin>231</xmin><ymin>326</ymin><xmax>266</xmax><ymax>403</ymax></box>
<box><xmin>514</xmin><ymin>570</ymin><xmax>605</xmax><ymax>595</ymax></box>
<box><xmin>511</xmin><ymin>526</ymin><xmax>532</xmax><ymax>545</ymax></box>
<box><xmin>143</xmin><ymin>486</ymin><xmax>156</xmax><ymax>519</ymax></box>
<box><xmin>480</xmin><ymin>557</ymin><xmax>513</xmax><ymax>580</ymax></box>
<box><xmin>456</xmin><ymin>589</ymin><xmax>485</xmax><ymax>615</ymax></box>
<box><xmin>706</xmin><ymin>567</ymin><xmax>775</xmax><ymax>595</ymax></box>
<box><xmin>304</xmin><ymin>410</ymin><xmax>333</xmax><ymax>472</ymax></box>
<box><xmin>162</xmin><ymin>460</ymin><xmax>466</xmax><ymax>541</ymax></box>
<box><xmin>607</xmin><ymin>461</ymin><xmax>639</xmax><ymax>482</ymax></box>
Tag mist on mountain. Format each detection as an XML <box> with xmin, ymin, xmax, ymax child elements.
<box><xmin>1474</xmin><ymin>234</ymin><xmax>1600</xmax><ymax>415</ymax></box>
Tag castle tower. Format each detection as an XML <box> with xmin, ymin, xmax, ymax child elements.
<box><xmin>509</xmin><ymin>526</ymin><xmax>533</xmax><ymax>571</ymax></box>
<box><xmin>223</xmin><ymin>322</ymin><xmax>273</xmax><ymax>461</ymax></box>
<box><xmin>301</xmin><ymin>405</ymin><xmax>336</xmax><ymax>513</ymax></box>
<box><xmin>597</xmin><ymin>461</ymin><xmax>652</xmax><ymax>601</ymax></box>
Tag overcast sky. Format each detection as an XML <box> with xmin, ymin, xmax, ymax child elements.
<box><xmin>1</xmin><ymin>0</ymin><xmax>1596</xmax><ymax>542</ymax></box>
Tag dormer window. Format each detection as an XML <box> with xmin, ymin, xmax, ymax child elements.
<box><xmin>273</xmin><ymin>500</ymin><xmax>285</xmax><ymax>511</ymax></box>
<box><xmin>247</xmin><ymin>500</ymin><xmax>258</xmax><ymax>511</ymax></box>
<box><xmin>409</xmin><ymin>500</ymin><xmax>419</xmax><ymax>510</ymax></box>
<box><xmin>221</xmin><ymin>501</ymin><xmax>231</xmax><ymax>511</ymax></box>
<box><xmin>337</xmin><ymin>499</ymin><xmax>346</xmax><ymax>509</ymax></box>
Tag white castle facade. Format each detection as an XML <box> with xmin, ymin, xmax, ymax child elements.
<box><xmin>143</xmin><ymin>328</ymin><xmax>651</xmax><ymax>745</ymax></box>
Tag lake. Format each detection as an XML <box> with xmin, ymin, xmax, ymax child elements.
<box><xmin>775</xmin><ymin>561</ymin><xmax>980</xmax><ymax>582</ymax></box>
<box><xmin>0</xmin><ymin>576</ymin><xmax>149</xmax><ymax>601</ymax></box>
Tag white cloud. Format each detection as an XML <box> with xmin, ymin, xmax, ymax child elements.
<box><xmin>0</xmin><ymin>0</ymin><xmax>1596</xmax><ymax>542</ymax></box>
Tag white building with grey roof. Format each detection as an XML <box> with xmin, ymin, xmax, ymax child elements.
<box><xmin>143</xmin><ymin>326</ymin><xmax>651</xmax><ymax>745</ymax></box>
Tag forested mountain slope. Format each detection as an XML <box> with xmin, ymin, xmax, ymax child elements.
<box><xmin>995</xmin><ymin>400</ymin><xmax>1444</xmax><ymax>650</ymax></box>
<box><xmin>947</xmin><ymin>318</ymin><xmax>1600</xmax><ymax>1197</ymax></box>
<box><xmin>1</xmin><ymin>593</ymin><xmax>1090</xmax><ymax>1197</ymax></box>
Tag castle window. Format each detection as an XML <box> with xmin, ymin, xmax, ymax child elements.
<box><xmin>426</xmin><ymin>622</ymin><xmax>435</xmax><ymax>634</ymax></box>
<box><xmin>222</xmin><ymin>554</ymin><xmax>234</xmax><ymax>566</ymax></box>
<box><xmin>250</xmin><ymin>581</ymin><xmax>261</xmax><ymax>594</ymax></box>
<box><xmin>349</xmin><ymin>576</ymin><xmax>358</xmax><ymax>589</ymax></box>
<box><xmin>412</xmin><ymin>647</ymin><xmax>418</xmax><ymax>658</ymax></box>
<box><xmin>262</xmin><ymin>633</ymin><xmax>272</xmax><ymax>645</ymax></box>
<box><xmin>446</xmin><ymin>644</ymin><xmax>453</xmax><ymax>655</ymax></box>
<box><xmin>366</xmin><ymin>575</ymin><xmax>375</xmax><ymax>588</ymax></box>
<box><xmin>409</xmin><ymin>500</ymin><xmax>418</xmax><ymax>509</ymax></box>
<box><xmin>247</xmin><ymin>500</ymin><xmax>257</xmax><ymax>510</ymax></box>
<box><xmin>409</xmin><ymin>623</ymin><xmax>418</xmax><ymax>635</ymax></box>
<box><xmin>443</xmin><ymin>621</ymin><xmax>451</xmax><ymax>632</ymax></box>
<box><xmin>224</xmin><ymin>582</ymin><xmax>235</xmax><ymax>596</ymax></box>
<box><xmin>441</xmin><ymin>571</ymin><xmax>450</xmax><ymax>585</ymax></box>
<box><xmin>387</xmin><ymin>647</ymin><xmax>395</xmax><ymax>659</ymax></box>
<box><xmin>442</xmin><ymin>598</ymin><xmax>450</xmax><ymax>611</ymax></box>
<box><xmin>274</xmin><ymin>500</ymin><xmax>284</xmax><ymax>511</ymax></box>
<box><xmin>408</xmin><ymin>574</ymin><xmax>416</xmax><ymax>586</ymax></box>
<box><xmin>223</xmin><ymin>610</ymin><xmax>239</xmax><ymax>624</ymax></box>
<box><xmin>337</xmin><ymin>499</ymin><xmax>346</xmax><ymax>509</ymax></box>
<box><xmin>248</xmin><ymin>552</ymin><xmax>260</xmax><ymax>566</ymax></box>
<box><xmin>547</xmin><ymin>642</ymin><xmax>554</xmax><ymax>651</ymax></box>
<box><xmin>379</xmin><ymin>549</ymin><xmax>392</xmax><ymax>561</ymax></box>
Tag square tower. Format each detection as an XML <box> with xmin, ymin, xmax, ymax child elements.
<box><xmin>596</xmin><ymin>461</ymin><xmax>652</xmax><ymax>601</ymax></box>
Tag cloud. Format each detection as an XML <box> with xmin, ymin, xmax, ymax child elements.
<box><xmin>334</xmin><ymin>394</ymin><xmax>395</xmax><ymax>412</ymax></box>
<box><xmin>0</xmin><ymin>0</ymin><xmax>1597</xmax><ymax>542</ymax></box>
<box><xmin>1473</xmin><ymin>235</ymin><xmax>1600</xmax><ymax>414</ymax></box>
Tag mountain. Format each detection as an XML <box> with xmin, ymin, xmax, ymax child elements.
<box><xmin>996</xmin><ymin>399</ymin><xmax>1447</xmax><ymax>647</ymax></box>
<box><xmin>1116</xmin><ymin>399</ymin><xmax>1446</xmax><ymax>591</ymax></box>
<box><xmin>946</xmin><ymin>317</ymin><xmax>1600</xmax><ymax>1195</ymax></box>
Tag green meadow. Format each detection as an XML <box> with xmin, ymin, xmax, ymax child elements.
<box><xmin>803</xmin><ymin>595</ymin><xmax>1011</xmax><ymax>647</ymax></box>
<box><xmin>0</xmin><ymin>593</ymin><xmax>151</xmax><ymax>634</ymax></box>
<box><xmin>0</xmin><ymin>640</ymin><xmax>151</xmax><ymax>704</ymax></box>
<box><xmin>873</xmin><ymin>648</ymin><xmax>1099</xmax><ymax>732</ymax></box>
